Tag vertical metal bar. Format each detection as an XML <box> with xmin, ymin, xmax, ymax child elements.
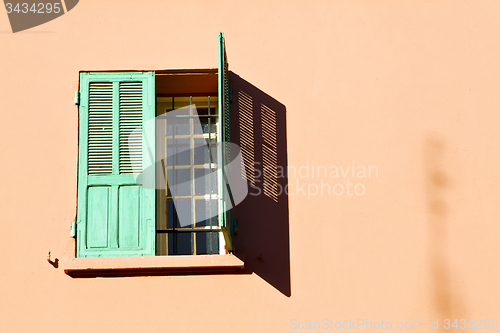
<box><xmin>208</xmin><ymin>96</ymin><xmax>212</xmax><ymax>233</ymax></box>
<box><xmin>155</xmin><ymin>95</ymin><xmax>158</xmax><ymax>255</ymax></box>
<box><xmin>190</xmin><ymin>96</ymin><xmax>195</xmax><ymax>254</ymax></box>
<box><xmin>191</xmin><ymin>232</ymin><xmax>195</xmax><ymax>256</ymax></box>
<box><xmin>172</xmin><ymin>97</ymin><xmax>177</xmax><ymax>255</ymax></box>
<box><xmin>207</xmin><ymin>96</ymin><xmax>212</xmax><ymax>253</ymax></box>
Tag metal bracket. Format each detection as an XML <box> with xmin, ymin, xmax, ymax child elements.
<box><xmin>74</xmin><ymin>90</ymin><xmax>80</xmax><ymax>105</ymax></box>
<box><xmin>70</xmin><ymin>221</ymin><xmax>76</xmax><ymax>238</ymax></box>
<box><xmin>47</xmin><ymin>251</ymin><xmax>59</xmax><ymax>268</ymax></box>
<box><xmin>221</xmin><ymin>226</ymin><xmax>233</xmax><ymax>253</ymax></box>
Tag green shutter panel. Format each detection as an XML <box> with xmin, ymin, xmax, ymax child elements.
<box><xmin>77</xmin><ymin>72</ymin><xmax>155</xmax><ymax>258</ymax></box>
<box><xmin>218</xmin><ymin>32</ymin><xmax>235</xmax><ymax>252</ymax></box>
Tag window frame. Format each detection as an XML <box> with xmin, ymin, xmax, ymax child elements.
<box><xmin>68</xmin><ymin>71</ymin><xmax>243</xmax><ymax>274</ymax></box>
<box><xmin>155</xmin><ymin>95</ymin><xmax>225</xmax><ymax>256</ymax></box>
<box><xmin>66</xmin><ymin>32</ymin><xmax>241</xmax><ymax>275</ymax></box>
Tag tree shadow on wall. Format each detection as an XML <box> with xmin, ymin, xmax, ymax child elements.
<box><xmin>230</xmin><ymin>72</ymin><xmax>291</xmax><ymax>297</ymax></box>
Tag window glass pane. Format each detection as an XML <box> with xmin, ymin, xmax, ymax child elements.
<box><xmin>194</xmin><ymin>113</ymin><xmax>217</xmax><ymax>135</ymax></box>
<box><xmin>211</xmin><ymin>232</ymin><xmax>219</xmax><ymax>254</ymax></box>
<box><xmin>165</xmin><ymin>117</ymin><xmax>190</xmax><ymax>135</ymax></box>
<box><xmin>167</xmin><ymin>138</ymin><xmax>191</xmax><ymax>165</ymax></box>
<box><xmin>193</xmin><ymin>138</ymin><xmax>217</xmax><ymax>165</ymax></box>
<box><xmin>166</xmin><ymin>168</ymin><xmax>192</xmax><ymax>197</ymax></box>
<box><xmin>174</xmin><ymin>199</ymin><xmax>192</xmax><ymax>228</ymax></box>
<box><xmin>191</xmin><ymin>96</ymin><xmax>217</xmax><ymax>109</ymax></box>
<box><xmin>196</xmin><ymin>232</ymin><xmax>210</xmax><ymax>254</ymax></box>
<box><xmin>164</xmin><ymin>199</ymin><xmax>193</xmax><ymax>228</ymax></box>
<box><xmin>194</xmin><ymin>169</ymin><xmax>218</xmax><ymax>195</ymax></box>
<box><xmin>166</xmin><ymin>199</ymin><xmax>175</xmax><ymax>228</ymax></box>
<box><xmin>156</xmin><ymin>95</ymin><xmax>220</xmax><ymax>255</ymax></box>
<box><xmin>195</xmin><ymin>199</ymin><xmax>218</xmax><ymax>227</ymax></box>
<box><xmin>196</xmin><ymin>232</ymin><xmax>219</xmax><ymax>254</ymax></box>
<box><xmin>173</xmin><ymin>169</ymin><xmax>192</xmax><ymax>197</ymax></box>
<box><xmin>175</xmin><ymin>232</ymin><xmax>192</xmax><ymax>255</ymax></box>
<box><xmin>168</xmin><ymin>233</ymin><xmax>174</xmax><ymax>255</ymax></box>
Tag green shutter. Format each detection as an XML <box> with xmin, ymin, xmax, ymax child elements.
<box><xmin>218</xmin><ymin>32</ymin><xmax>235</xmax><ymax>252</ymax></box>
<box><xmin>77</xmin><ymin>72</ymin><xmax>155</xmax><ymax>258</ymax></box>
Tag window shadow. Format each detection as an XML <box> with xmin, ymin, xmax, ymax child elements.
<box><xmin>229</xmin><ymin>72</ymin><xmax>291</xmax><ymax>297</ymax></box>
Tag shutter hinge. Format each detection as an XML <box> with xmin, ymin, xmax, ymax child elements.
<box><xmin>74</xmin><ymin>90</ymin><xmax>80</xmax><ymax>105</ymax></box>
<box><xmin>70</xmin><ymin>221</ymin><xmax>76</xmax><ymax>238</ymax></box>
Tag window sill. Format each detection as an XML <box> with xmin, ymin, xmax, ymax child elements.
<box><xmin>63</xmin><ymin>254</ymin><xmax>244</xmax><ymax>277</ymax></box>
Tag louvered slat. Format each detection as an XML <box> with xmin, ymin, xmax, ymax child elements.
<box><xmin>88</xmin><ymin>82</ymin><xmax>113</xmax><ymax>174</ymax></box>
<box><xmin>119</xmin><ymin>82</ymin><xmax>143</xmax><ymax>174</ymax></box>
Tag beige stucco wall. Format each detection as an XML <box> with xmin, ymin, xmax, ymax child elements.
<box><xmin>1</xmin><ymin>1</ymin><xmax>500</xmax><ymax>332</ymax></box>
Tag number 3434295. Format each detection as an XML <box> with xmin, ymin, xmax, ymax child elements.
<box><xmin>5</xmin><ymin>3</ymin><xmax>61</xmax><ymax>14</ymax></box>
<box><xmin>444</xmin><ymin>319</ymin><xmax>498</xmax><ymax>330</ymax></box>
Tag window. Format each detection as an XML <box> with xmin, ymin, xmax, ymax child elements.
<box><xmin>75</xmin><ymin>33</ymin><xmax>235</xmax><ymax>258</ymax></box>
<box><xmin>155</xmin><ymin>96</ymin><xmax>223</xmax><ymax>255</ymax></box>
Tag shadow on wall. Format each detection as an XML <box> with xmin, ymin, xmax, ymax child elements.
<box><xmin>425</xmin><ymin>134</ymin><xmax>466</xmax><ymax>329</ymax></box>
<box><xmin>230</xmin><ymin>72</ymin><xmax>291</xmax><ymax>297</ymax></box>
<box><xmin>65</xmin><ymin>71</ymin><xmax>291</xmax><ymax>296</ymax></box>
